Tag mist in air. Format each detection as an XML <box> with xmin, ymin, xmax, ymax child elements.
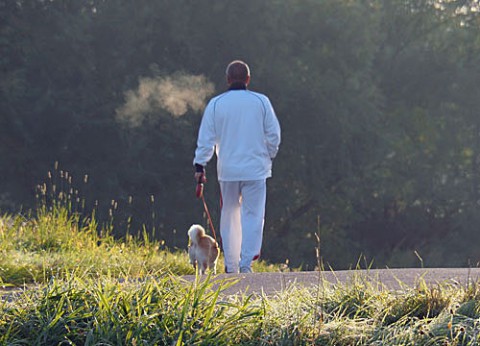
<box><xmin>116</xmin><ymin>73</ymin><xmax>215</xmax><ymax>127</ymax></box>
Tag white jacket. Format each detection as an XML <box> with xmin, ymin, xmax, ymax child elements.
<box><xmin>194</xmin><ymin>88</ymin><xmax>281</xmax><ymax>181</ymax></box>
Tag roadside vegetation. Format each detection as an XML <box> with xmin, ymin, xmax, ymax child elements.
<box><xmin>0</xmin><ymin>205</ymin><xmax>280</xmax><ymax>286</ymax></box>
<box><xmin>2</xmin><ymin>207</ymin><xmax>480</xmax><ymax>345</ymax></box>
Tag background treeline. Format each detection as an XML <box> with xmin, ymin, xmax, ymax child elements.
<box><xmin>2</xmin><ymin>0</ymin><xmax>480</xmax><ymax>269</ymax></box>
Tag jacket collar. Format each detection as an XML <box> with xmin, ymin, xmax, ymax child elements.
<box><xmin>228</xmin><ymin>82</ymin><xmax>248</xmax><ymax>90</ymax></box>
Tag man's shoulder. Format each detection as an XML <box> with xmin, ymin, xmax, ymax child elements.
<box><xmin>247</xmin><ymin>90</ymin><xmax>270</xmax><ymax>102</ymax></box>
<box><xmin>246</xmin><ymin>90</ymin><xmax>269</xmax><ymax>100</ymax></box>
<box><xmin>208</xmin><ymin>91</ymin><xmax>231</xmax><ymax>104</ymax></box>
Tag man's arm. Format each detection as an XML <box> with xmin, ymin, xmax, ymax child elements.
<box><xmin>193</xmin><ymin>100</ymin><xmax>216</xmax><ymax>180</ymax></box>
<box><xmin>263</xmin><ymin>98</ymin><xmax>281</xmax><ymax>159</ymax></box>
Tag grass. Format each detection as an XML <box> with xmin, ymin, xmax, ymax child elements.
<box><xmin>1</xmin><ymin>190</ymin><xmax>480</xmax><ymax>344</ymax></box>
<box><xmin>2</xmin><ymin>270</ymin><xmax>480</xmax><ymax>345</ymax></box>
<box><xmin>0</xmin><ymin>274</ymin><xmax>262</xmax><ymax>345</ymax></box>
<box><xmin>0</xmin><ymin>206</ymin><xmax>280</xmax><ymax>287</ymax></box>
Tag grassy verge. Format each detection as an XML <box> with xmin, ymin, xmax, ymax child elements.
<box><xmin>2</xmin><ymin>207</ymin><xmax>480</xmax><ymax>344</ymax></box>
<box><xmin>2</xmin><ymin>271</ymin><xmax>480</xmax><ymax>345</ymax></box>
<box><xmin>0</xmin><ymin>206</ymin><xmax>279</xmax><ymax>287</ymax></box>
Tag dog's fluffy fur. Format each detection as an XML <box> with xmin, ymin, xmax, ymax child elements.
<box><xmin>187</xmin><ymin>224</ymin><xmax>219</xmax><ymax>274</ymax></box>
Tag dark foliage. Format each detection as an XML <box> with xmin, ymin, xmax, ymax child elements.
<box><xmin>1</xmin><ymin>0</ymin><xmax>480</xmax><ymax>269</ymax></box>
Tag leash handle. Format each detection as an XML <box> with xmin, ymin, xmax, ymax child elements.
<box><xmin>195</xmin><ymin>172</ymin><xmax>206</xmax><ymax>198</ymax></box>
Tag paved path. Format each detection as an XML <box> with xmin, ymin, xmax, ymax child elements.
<box><xmin>3</xmin><ymin>268</ymin><xmax>480</xmax><ymax>300</ymax></box>
<box><xmin>181</xmin><ymin>268</ymin><xmax>480</xmax><ymax>295</ymax></box>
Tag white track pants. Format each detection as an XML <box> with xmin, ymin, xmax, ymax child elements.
<box><xmin>219</xmin><ymin>180</ymin><xmax>266</xmax><ymax>273</ymax></box>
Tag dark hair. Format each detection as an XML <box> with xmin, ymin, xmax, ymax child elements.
<box><xmin>225</xmin><ymin>60</ymin><xmax>250</xmax><ymax>82</ymax></box>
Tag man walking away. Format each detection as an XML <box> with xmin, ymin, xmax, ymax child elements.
<box><xmin>193</xmin><ymin>60</ymin><xmax>281</xmax><ymax>273</ymax></box>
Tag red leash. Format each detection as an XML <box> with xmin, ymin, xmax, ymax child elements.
<box><xmin>196</xmin><ymin>182</ymin><xmax>218</xmax><ymax>243</ymax></box>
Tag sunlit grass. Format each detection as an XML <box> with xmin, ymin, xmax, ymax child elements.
<box><xmin>0</xmin><ymin>274</ymin><xmax>262</xmax><ymax>345</ymax></box>
<box><xmin>0</xmin><ymin>208</ymin><xmax>188</xmax><ymax>286</ymax></box>
<box><xmin>0</xmin><ymin>200</ymin><xmax>286</xmax><ymax>287</ymax></box>
<box><xmin>2</xmin><ymin>172</ymin><xmax>480</xmax><ymax>344</ymax></box>
<box><xmin>3</xmin><ymin>271</ymin><xmax>480</xmax><ymax>344</ymax></box>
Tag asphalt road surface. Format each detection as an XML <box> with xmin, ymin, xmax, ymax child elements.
<box><xmin>181</xmin><ymin>268</ymin><xmax>480</xmax><ymax>295</ymax></box>
<box><xmin>3</xmin><ymin>268</ymin><xmax>480</xmax><ymax>301</ymax></box>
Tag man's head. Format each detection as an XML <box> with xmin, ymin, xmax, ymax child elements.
<box><xmin>226</xmin><ymin>60</ymin><xmax>250</xmax><ymax>86</ymax></box>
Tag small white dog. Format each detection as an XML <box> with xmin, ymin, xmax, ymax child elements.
<box><xmin>187</xmin><ymin>224</ymin><xmax>219</xmax><ymax>274</ymax></box>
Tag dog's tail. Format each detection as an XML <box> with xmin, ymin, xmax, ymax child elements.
<box><xmin>188</xmin><ymin>224</ymin><xmax>205</xmax><ymax>244</ymax></box>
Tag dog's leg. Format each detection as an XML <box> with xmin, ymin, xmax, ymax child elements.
<box><xmin>192</xmin><ymin>260</ymin><xmax>197</xmax><ymax>271</ymax></box>
<box><xmin>200</xmin><ymin>261</ymin><xmax>208</xmax><ymax>275</ymax></box>
<box><xmin>209</xmin><ymin>257</ymin><xmax>217</xmax><ymax>275</ymax></box>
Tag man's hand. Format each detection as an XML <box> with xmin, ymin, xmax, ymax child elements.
<box><xmin>194</xmin><ymin>172</ymin><xmax>207</xmax><ymax>184</ymax></box>
<box><xmin>194</xmin><ymin>163</ymin><xmax>206</xmax><ymax>184</ymax></box>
